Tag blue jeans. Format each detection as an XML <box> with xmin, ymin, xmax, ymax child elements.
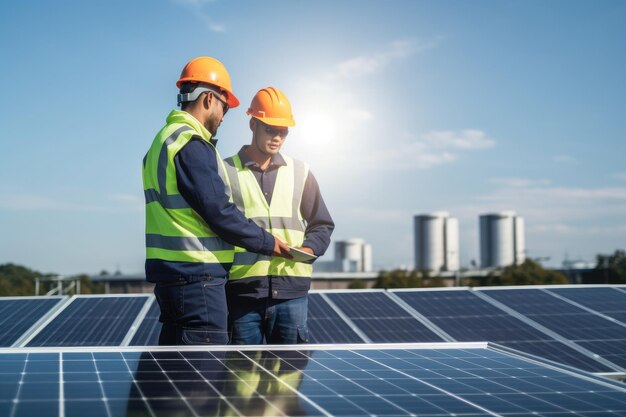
<box><xmin>154</xmin><ymin>277</ymin><xmax>229</xmax><ymax>345</ymax></box>
<box><xmin>229</xmin><ymin>296</ymin><xmax>309</xmax><ymax>345</ymax></box>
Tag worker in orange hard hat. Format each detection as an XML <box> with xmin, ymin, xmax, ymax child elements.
<box><xmin>143</xmin><ymin>58</ymin><xmax>292</xmax><ymax>346</ymax></box>
<box><xmin>224</xmin><ymin>87</ymin><xmax>335</xmax><ymax>345</ymax></box>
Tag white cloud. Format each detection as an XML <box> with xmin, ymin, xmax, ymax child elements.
<box><xmin>554</xmin><ymin>154</ymin><xmax>577</xmax><ymax>164</ymax></box>
<box><xmin>366</xmin><ymin>129</ymin><xmax>494</xmax><ymax>170</ymax></box>
<box><xmin>0</xmin><ymin>193</ymin><xmax>143</xmax><ymax>213</ymax></box>
<box><xmin>611</xmin><ymin>172</ymin><xmax>626</xmax><ymax>181</ymax></box>
<box><xmin>489</xmin><ymin>177</ymin><xmax>551</xmax><ymax>187</ymax></box>
<box><xmin>324</xmin><ymin>38</ymin><xmax>442</xmax><ymax>81</ymax></box>
<box><xmin>529</xmin><ymin>224</ymin><xmax>578</xmax><ymax>234</ymax></box>
<box><xmin>422</xmin><ymin>129</ymin><xmax>496</xmax><ymax>150</ymax></box>
<box><xmin>465</xmin><ymin>184</ymin><xmax>626</xmax><ymax>224</ymax></box>
<box><xmin>108</xmin><ymin>194</ymin><xmax>144</xmax><ymax>208</ymax></box>
<box><xmin>171</xmin><ymin>0</ymin><xmax>224</xmax><ymax>32</ymax></box>
<box><xmin>342</xmin><ymin>207</ymin><xmax>408</xmax><ymax>223</ymax></box>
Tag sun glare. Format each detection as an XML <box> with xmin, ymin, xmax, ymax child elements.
<box><xmin>297</xmin><ymin>111</ymin><xmax>337</xmax><ymax>147</ymax></box>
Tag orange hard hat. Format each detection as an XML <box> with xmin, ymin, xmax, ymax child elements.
<box><xmin>247</xmin><ymin>87</ymin><xmax>295</xmax><ymax>127</ymax></box>
<box><xmin>176</xmin><ymin>56</ymin><xmax>240</xmax><ymax>108</ymax></box>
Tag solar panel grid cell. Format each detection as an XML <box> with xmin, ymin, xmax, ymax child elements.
<box><xmin>27</xmin><ymin>297</ymin><xmax>148</xmax><ymax>347</ymax></box>
<box><xmin>548</xmin><ymin>287</ymin><xmax>626</xmax><ymax>324</ymax></box>
<box><xmin>129</xmin><ymin>300</ymin><xmax>161</xmax><ymax>346</ymax></box>
<box><xmin>0</xmin><ymin>298</ymin><xmax>62</xmax><ymax>347</ymax></box>
<box><xmin>326</xmin><ymin>292</ymin><xmax>445</xmax><ymax>343</ymax></box>
<box><xmin>484</xmin><ymin>289</ymin><xmax>626</xmax><ymax>369</ymax></box>
<box><xmin>2</xmin><ymin>346</ymin><xmax>626</xmax><ymax>416</ymax></box>
<box><xmin>395</xmin><ymin>290</ymin><xmax>611</xmax><ymax>372</ymax></box>
<box><xmin>307</xmin><ymin>293</ymin><xmax>364</xmax><ymax>344</ymax></box>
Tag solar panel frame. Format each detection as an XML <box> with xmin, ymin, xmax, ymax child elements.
<box><xmin>1</xmin><ymin>342</ymin><xmax>626</xmax><ymax>417</ymax></box>
<box><xmin>23</xmin><ymin>294</ymin><xmax>152</xmax><ymax>347</ymax></box>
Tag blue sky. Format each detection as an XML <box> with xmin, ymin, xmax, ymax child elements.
<box><xmin>1</xmin><ymin>0</ymin><xmax>625</xmax><ymax>275</ymax></box>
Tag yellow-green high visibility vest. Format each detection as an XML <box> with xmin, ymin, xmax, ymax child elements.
<box><xmin>223</xmin><ymin>154</ymin><xmax>313</xmax><ymax>280</ymax></box>
<box><xmin>142</xmin><ymin>110</ymin><xmax>235</xmax><ymax>265</ymax></box>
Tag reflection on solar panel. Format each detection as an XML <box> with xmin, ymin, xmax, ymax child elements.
<box><xmin>26</xmin><ymin>296</ymin><xmax>149</xmax><ymax>347</ymax></box>
<box><xmin>129</xmin><ymin>300</ymin><xmax>161</xmax><ymax>346</ymax></box>
<box><xmin>0</xmin><ymin>297</ymin><xmax>64</xmax><ymax>347</ymax></box>
<box><xmin>547</xmin><ymin>287</ymin><xmax>626</xmax><ymax>324</ymax></box>
<box><xmin>326</xmin><ymin>292</ymin><xmax>444</xmax><ymax>343</ymax></box>
<box><xmin>395</xmin><ymin>289</ymin><xmax>613</xmax><ymax>373</ymax></box>
<box><xmin>483</xmin><ymin>289</ymin><xmax>626</xmax><ymax>370</ymax></box>
<box><xmin>1</xmin><ymin>344</ymin><xmax>625</xmax><ymax>417</ymax></box>
<box><xmin>307</xmin><ymin>293</ymin><xmax>364</xmax><ymax>343</ymax></box>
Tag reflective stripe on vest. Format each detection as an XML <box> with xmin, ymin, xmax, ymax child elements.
<box><xmin>223</xmin><ymin>154</ymin><xmax>313</xmax><ymax>280</ymax></box>
<box><xmin>143</xmin><ymin>111</ymin><xmax>234</xmax><ymax>264</ymax></box>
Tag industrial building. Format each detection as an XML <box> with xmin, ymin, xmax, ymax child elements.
<box><xmin>413</xmin><ymin>212</ymin><xmax>459</xmax><ymax>272</ymax></box>
<box><xmin>479</xmin><ymin>211</ymin><xmax>525</xmax><ymax>268</ymax></box>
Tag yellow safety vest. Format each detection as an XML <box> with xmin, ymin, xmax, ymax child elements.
<box><xmin>223</xmin><ymin>153</ymin><xmax>312</xmax><ymax>280</ymax></box>
<box><xmin>142</xmin><ymin>110</ymin><xmax>234</xmax><ymax>265</ymax></box>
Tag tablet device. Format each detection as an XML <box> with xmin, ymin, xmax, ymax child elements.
<box><xmin>288</xmin><ymin>247</ymin><xmax>318</xmax><ymax>262</ymax></box>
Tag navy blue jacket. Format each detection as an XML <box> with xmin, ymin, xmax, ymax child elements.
<box><xmin>145</xmin><ymin>138</ymin><xmax>276</xmax><ymax>283</ymax></box>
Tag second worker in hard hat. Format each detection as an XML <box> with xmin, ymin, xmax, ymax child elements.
<box><xmin>224</xmin><ymin>87</ymin><xmax>334</xmax><ymax>344</ymax></box>
<box><xmin>143</xmin><ymin>58</ymin><xmax>292</xmax><ymax>346</ymax></box>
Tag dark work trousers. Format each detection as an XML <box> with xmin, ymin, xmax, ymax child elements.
<box><xmin>154</xmin><ymin>276</ymin><xmax>229</xmax><ymax>345</ymax></box>
<box><xmin>228</xmin><ymin>295</ymin><xmax>309</xmax><ymax>345</ymax></box>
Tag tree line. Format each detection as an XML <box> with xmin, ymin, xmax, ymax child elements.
<box><xmin>350</xmin><ymin>249</ymin><xmax>626</xmax><ymax>289</ymax></box>
<box><xmin>0</xmin><ymin>263</ymin><xmax>103</xmax><ymax>296</ymax></box>
<box><xmin>1</xmin><ymin>249</ymin><xmax>625</xmax><ymax>295</ymax></box>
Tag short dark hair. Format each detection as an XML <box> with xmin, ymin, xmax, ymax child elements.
<box><xmin>179</xmin><ymin>82</ymin><xmax>199</xmax><ymax>111</ymax></box>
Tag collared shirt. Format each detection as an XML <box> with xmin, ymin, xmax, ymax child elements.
<box><xmin>236</xmin><ymin>146</ymin><xmax>334</xmax><ymax>256</ymax></box>
<box><xmin>225</xmin><ymin>146</ymin><xmax>335</xmax><ymax>300</ymax></box>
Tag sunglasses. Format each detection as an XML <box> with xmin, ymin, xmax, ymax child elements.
<box><xmin>263</xmin><ymin>124</ymin><xmax>289</xmax><ymax>138</ymax></box>
<box><xmin>210</xmin><ymin>91</ymin><xmax>229</xmax><ymax>115</ymax></box>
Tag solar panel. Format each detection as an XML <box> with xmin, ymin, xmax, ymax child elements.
<box><xmin>547</xmin><ymin>287</ymin><xmax>626</xmax><ymax>324</ymax></box>
<box><xmin>326</xmin><ymin>291</ymin><xmax>445</xmax><ymax>343</ymax></box>
<box><xmin>1</xmin><ymin>343</ymin><xmax>625</xmax><ymax>417</ymax></box>
<box><xmin>307</xmin><ymin>293</ymin><xmax>365</xmax><ymax>343</ymax></box>
<box><xmin>393</xmin><ymin>289</ymin><xmax>613</xmax><ymax>373</ymax></box>
<box><xmin>483</xmin><ymin>288</ymin><xmax>626</xmax><ymax>370</ymax></box>
<box><xmin>0</xmin><ymin>297</ymin><xmax>64</xmax><ymax>347</ymax></box>
<box><xmin>128</xmin><ymin>299</ymin><xmax>161</xmax><ymax>346</ymax></box>
<box><xmin>25</xmin><ymin>296</ymin><xmax>150</xmax><ymax>347</ymax></box>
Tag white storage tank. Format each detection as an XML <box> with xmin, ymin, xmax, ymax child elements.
<box><xmin>480</xmin><ymin>211</ymin><xmax>525</xmax><ymax>268</ymax></box>
<box><xmin>334</xmin><ymin>239</ymin><xmax>372</xmax><ymax>272</ymax></box>
<box><xmin>414</xmin><ymin>212</ymin><xmax>460</xmax><ymax>272</ymax></box>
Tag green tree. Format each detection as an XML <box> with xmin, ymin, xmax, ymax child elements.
<box><xmin>347</xmin><ymin>279</ymin><xmax>368</xmax><ymax>289</ymax></box>
<box><xmin>373</xmin><ymin>269</ymin><xmax>423</xmax><ymax>289</ymax></box>
<box><xmin>0</xmin><ymin>263</ymin><xmax>104</xmax><ymax>296</ymax></box>
<box><xmin>0</xmin><ymin>263</ymin><xmax>40</xmax><ymax>296</ymax></box>
<box><xmin>484</xmin><ymin>259</ymin><xmax>568</xmax><ymax>286</ymax></box>
<box><xmin>595</xmin><ymin>249</ymin><xmax>626</xmax><ymax>283</ymax></box>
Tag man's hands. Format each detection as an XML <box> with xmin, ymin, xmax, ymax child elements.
<box><xmin>297</xmin><ymin>247</ymin><xmax>314</xmax><ymax>255</ymax></box>
<box><xmin>272</xmin><ymin>236</ymin><xmax>293</xmax><ymax>259</ymax></box>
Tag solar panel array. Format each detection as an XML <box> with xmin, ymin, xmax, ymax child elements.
<box><xmin>483</xmin><ymin>288</ymin><xmax>626</xmax><ymax>370</ymax></box>
<box><xmin>2</xmin><ymin>344</ymin><xmax>626</xmax><ymax>417</ymax></box>
<box><xmin>325</xmin><ymin>291</ymin><xmax>445</xmax><ymax>343</ymax></box>
<box><xmin>2</xmin><ymin>286</ymin><xmax>626</xmax><ymax>374</ymax></box>
<box><xmin>306</xmin><ymin>293</ymin><xmax>364</xmax><ymax>343</ymax></box>
<box><xmin>0</xmin><ymin>297</ymin><xmax>64</xmax><ymax>347</ymax></box>
<box><xmin>26</xmin><ymin>296</ymin><xmax>149</xmax><ymax>347</ymax></box>
<box><xmin>394</xmin><ymin>289</ymin><xmax>614</xmax><ymax>373</ymax></box>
